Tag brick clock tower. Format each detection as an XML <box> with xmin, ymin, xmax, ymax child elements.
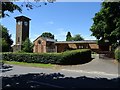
<box><xmin>13</xmin><ymin>16</ymin><xmax>31</xmax><ymax>52</ymax></box>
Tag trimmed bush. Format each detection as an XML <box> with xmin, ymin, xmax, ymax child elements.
<box><xmin>60</xmin><ymin>49</ymin><xmax>91</xmax><ymax>64</ymax></box>
<box><xmin>2</xmin><ymin>49</ymin><xmax>91</xmax><ymax>65</ymax></box>
<box><xmin>115</xmin><ymin>47</ymin><xmax>120</xmax><ymax>62</ymax></box>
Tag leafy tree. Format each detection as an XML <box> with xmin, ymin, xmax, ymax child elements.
<box><xmin>22</xmin><ymin>38</ymin><xmax>33</xmax><ymax>52</ymax></box>
<box><xmin>1</xmin><ymin>0</ymin><xmax>55</xmax><ymax>18</ymax></box>
<box><xmin>41</xmin><ymin>32</ymin><xmax>54</xmax><ymax>39</ymax></box>
<box><xmin>0</xmin><ymin>25</ymin><xmax>13</xmax><ymax>52</ymax></box>
<box><xmin>66</xmin><ymin>31</ymin><xmax>72</xmax><ymax>41</ymax></box>
<box><xmin>0</xmin><ymin>38</ymin><xmax>8</xmax><ymax>52</ymax></box>
<box><xmin>1</xmin><ymin>2</ymin><xmax>22</xmax><ymax>18</ymax></box>
<box><xmin>90</xmin><ymin>2</ymin><xmax>120</xmax><ymax>47</ymax></box>
<box><xmin>72</xmin><ymin>34</ymin><xmax>84</xmax><ymax>41</ymax></box>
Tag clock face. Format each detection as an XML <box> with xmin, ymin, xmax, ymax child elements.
<box><xmin>24</xmin><ymin>21</ymin><xmax>28</xmax><ymax>26</ymax></box>
<box><xmin>18</xmin><ymin>21</ymin><xmax>21</xmax><ymax>25</ymax></box>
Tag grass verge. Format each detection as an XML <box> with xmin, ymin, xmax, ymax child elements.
<box><xmin>4</xmin><ymin>61</ymin><xmax>54</xmax><ymax>68</ymax></box>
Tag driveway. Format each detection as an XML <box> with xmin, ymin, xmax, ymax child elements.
<box><xmin>55</xmin><ymin>54</ymin><xmax>119</xmax><ymax>78</ymax></box>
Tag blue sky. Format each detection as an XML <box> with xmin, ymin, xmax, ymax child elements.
<box><xmin>1</xmin><ymin>2</ymin><xmax>101</xmax><ymax>44</ymax></box>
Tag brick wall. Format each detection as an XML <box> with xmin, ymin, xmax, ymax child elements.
<box><xmin>33</xmin><ymin>38</ymin><xmax>46</xmax><ymax>53</ymax></box>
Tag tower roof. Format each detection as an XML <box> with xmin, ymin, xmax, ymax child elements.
<box><xmin>15</xmin><ymin>16</ymin><xmax>31</xmax><ymax>21</ymax></box>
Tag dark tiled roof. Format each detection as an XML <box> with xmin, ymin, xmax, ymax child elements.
<box><xmin>15</xmin><ymin>16</ymin><xmax>31</xmax><ymax>20</ymax></box>
<box><xmin>42</xmin><ymin>37</ymin><xmax>56</xmax><ymax>42</ymax></box>
<box><xmin>33</xmin><ymin>36</ymin><xmax>96</xmax><ymax>43</ymax></box>
<box><xmin>55</xmin><ymin>40</ymin><xmax>97</xmax><ymax>44</ymax></box>
<box><xmin>33</xmin><ymin>36</ymin><xmax>56</xmax><ymax>42</ymax></box>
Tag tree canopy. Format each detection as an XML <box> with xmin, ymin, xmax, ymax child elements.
<box><xmin>1</xmin><ymin>1</ymin><xmax>55</xmax><ymax>18</ymax></box>
<box><xmin>90</xmin><ymin>2</ymin><xmax>120</xmax><ymax>46</ymax></box>
<box><xmin>1</xmin><ymin>2</ymin><xmax>22</xmax><ymax>18</ymax></box>
<box><xmin>0</xmin><ymin>25</ymin><xmax>13</xmax><ymax>52</ymax></box>
<box><xmin>22</xmin><ymin>38</ymin><xmax>33</xmax><ymax>52</ymax></box>
<box><xmin>72</xmin><ymin>34</ymin><xmax>84</xmax><ymax>41</ymax></box>
<box><xmin>41</xmin><ymin>32</ymin><xmax>54</xmax><ymax>39</ymax></box>
<box><xmin>66</xmin><ymin>32</ymin><xmax>84</xmax><ymax>41</ymax></box>
<box><xmin>66</xmin><ymin>31</ymin><xmax>72</xmax><ymax>41</ymax></box>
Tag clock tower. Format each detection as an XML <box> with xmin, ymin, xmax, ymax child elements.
<box><xmin>13</xmin><ymin>16</ymin><xmax>31</xmax><ymax>51</ymax></box>
<box><xmin>15</xmin><ymin>16</ymin><xmax>31</xmax><ymax>45</ymax></box>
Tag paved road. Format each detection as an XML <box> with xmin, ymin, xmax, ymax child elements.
<box><xmin>1</xmin><ymin>56</ymin><xmax>119</xmax><ymax>79</ymax></box>
<box><xmin>1</xmin><ymin>56</ymin><xmax>120</xmax><ymax>88</ymax></box>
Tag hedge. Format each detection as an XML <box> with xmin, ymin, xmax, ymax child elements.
<box><xmin>115</xmin><ymin>47</ymin><xmax>120</xmax><ymax>62</ymax></box>
<box><xmin>2</xmin><ymin>49</ymin><xmax>91</xmax><ymax>65</ymax></box>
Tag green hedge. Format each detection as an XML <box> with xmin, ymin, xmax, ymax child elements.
<box><xmin>115</xmin><ymin>47</ymin><xmax>120</xmax><ymax>62</ymax></box>
<box><xmin>2</xmin><ymin>49</ymin><xmax>91</xmax><ymax>65</ymax></box>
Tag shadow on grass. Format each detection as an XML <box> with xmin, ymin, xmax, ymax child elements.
<box><xmin>2</xmin><ymin>73</ymin><xmax>119</xmax><ymax>89</ymax></box>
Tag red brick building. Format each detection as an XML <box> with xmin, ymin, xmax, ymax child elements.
<box><xmin>33</xmin><ymin>36</ymin><xmax>56</xmax><ymax>53</ymax></box>
<box><xmin>12</xmin><ymin>16</ymin><xmax>110</xmax><ymax>53</ymax></box>
<box><xmin>33</xmin><ymin>37</ymin><xmax>100</xmax><ymax>53</ymax></box>
<box><xmin>55</xmin><ymin>40</ymin><xmax>99</xmax><ymax>53</ymax></box>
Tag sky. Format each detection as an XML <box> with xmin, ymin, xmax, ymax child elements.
<box><xmin>1</xmin><ymin>2</ymin><xmax>102</xmax><ymax>45</ymax></box>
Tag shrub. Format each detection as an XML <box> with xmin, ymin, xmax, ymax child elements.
<box><xmin>115</xmin><ymin>47</ymin><xmax>120</xmax><ymax>62</ymax></box>
<box><xmin>2</xmin><ymin>49</ymin><xmax>91</xmax><ymax>65</ymax></box>
<box><xmin>60</xmin><ymin>49</ymin><xmax>91</xmax><ymax>65</ymax></box>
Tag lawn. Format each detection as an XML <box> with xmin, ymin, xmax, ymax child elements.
<box><xmin>4</xmin><ymin>61</ymin><xmax>54</xmax><ymax>68</ymax></box>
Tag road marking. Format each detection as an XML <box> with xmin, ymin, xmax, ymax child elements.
<box><xmin>61</xmin><ymin>69</ymin><xmax>118</xmax><ymax>77</ymax></box>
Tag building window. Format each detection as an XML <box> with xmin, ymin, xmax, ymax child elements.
<box><xmin>79</xmin><ymin>45</ymin><xmax>84</xmax><ymax>49</ymax></box>
<box><xmin>38</xmin><ymin>40</ymin><xmax>41</xmax><ymax>44</ymax></box>
<box><xmin>18</xmin><ymin>37</ymin><xmax>20</xmax><ymax>42</ymax></box>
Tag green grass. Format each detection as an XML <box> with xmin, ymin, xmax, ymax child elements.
<box><xmin>4</xmin><ymin>61</ymin><xmax>54</xmax><ymax>68</ymax></box>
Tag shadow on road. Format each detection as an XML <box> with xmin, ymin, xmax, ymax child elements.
<box><xmin>0</xmin><ymin>65</ymin><xmax>13</xmax><ymax>72</ymax></box>
<box><xmin>2</xmin><ymin>73</ymin><xmax>120</xmax><ymax>89</ymax></box>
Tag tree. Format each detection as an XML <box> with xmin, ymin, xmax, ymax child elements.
<box><xmin>0</xmin><ymin>25</ymin><xmax>13</xmax><ymax>52</ymax></box>
<box><xmin>72</xmin><ymin>34</ymin><xmax>84</xmax><ymax>41</ymax></box>
<box><xmin>90</xmin><ymin>2</ymin><xmax>120</xmax><ymax>47</ymax></box>
<box><xmin>0</xmin><ymin>38</ymin><xmax>8</xmax><ymax>52</ymax></box>
<box><xmin>41</xmin><ymin>32</ymin><xmax>54</xmax><ymax>39</ymax></box>
<box><xmin>1</xmin><ymin>2</ymin><xmax>22</xmax><ymax>18</ymax></box>
<box><xmin>66</xmin><ymin>31</ymin><xmax>72</xmax><ymax>41</ymax></box>
<box><xmin>22</xmin><ymin>38</ymin><xmax>33</xmax><ymax>52</ymax></box>
<box><xmin>1</xmin><ymin>0</ymin><xmax>55</xmax><ymax>18</ymax></box>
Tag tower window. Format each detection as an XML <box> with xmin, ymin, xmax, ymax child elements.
<box><xmin>24</xmin><ymin>21</ymin><xmax>28</xmax><ymax>26</ymax></box>
<box><xmin>18</xmin><ymin>37</ymin><xmax>20</xmax><ymax>42</ymax></box>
